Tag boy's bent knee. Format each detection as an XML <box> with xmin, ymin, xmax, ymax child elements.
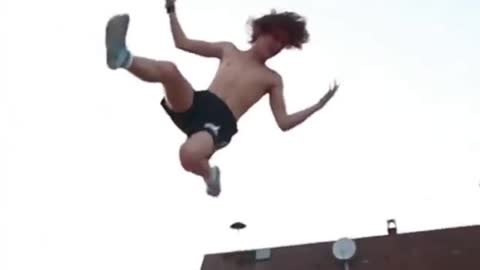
<box><xmin>155</xmin><ymin>61</ymin><xmax>180</xmax><ymax>82</ymax></box>
<box><xmin>178</xmin><ymin>136</ymin><xmax>215</xmax><ymax>171</ymax></box>
<box><xmin>178</xmin><ymin>143</ymin><xmax>201</xmax><ymax>172</ymax></box>
<box><xmin>178</xmin><ymin>131</ymin><xmax>215</xmax><ymax>172</ymax></box>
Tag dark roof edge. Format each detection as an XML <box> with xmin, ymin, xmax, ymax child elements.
<box><xmin>203</xmin><ymin>224</ymin><xmax>480</xmax><ymax>257</ymax></box>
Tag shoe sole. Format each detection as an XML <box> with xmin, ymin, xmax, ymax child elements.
<box><xmin>105</xmin><ymin>14</ymin><xmax>130</xmax><ymax>69</ymax></box>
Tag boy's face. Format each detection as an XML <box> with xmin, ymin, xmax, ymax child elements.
<box><xmin>254</xmin><ymin>30</ymin><xmax>289</xmax><ymax>59</ymax></box>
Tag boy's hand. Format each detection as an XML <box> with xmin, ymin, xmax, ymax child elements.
<box><xmin>317</xmin><ymin>80</ymin><xmax>339</xmax><ymax>108</ymax></box>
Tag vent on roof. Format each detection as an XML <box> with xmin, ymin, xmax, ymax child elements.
<box><xmin>387</xmin><ymin>219</ymin><xmax>397</xmax><ymax>235</ymax></box>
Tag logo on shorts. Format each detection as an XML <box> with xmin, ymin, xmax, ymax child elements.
<box><xmin>204</xmin><ymin>122</ymin><xmax>221</xmax><ymax>136</ymax></box>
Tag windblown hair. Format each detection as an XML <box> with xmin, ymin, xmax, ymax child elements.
<box><xmin>248</xmin><ymin>9</ymin><xmax>310</xmax><ymax>49</ymax></box>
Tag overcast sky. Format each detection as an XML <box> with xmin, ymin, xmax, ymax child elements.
<box><xmin>4</xmin><ymin>0</ymin><xmax>480</xmax><ymax>269</ymax></box>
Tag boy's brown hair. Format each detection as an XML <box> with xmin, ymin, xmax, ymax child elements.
<box><xmin>248</xmin><ymin>9</ymin><xmax>310</xmax><ymax>49</ymax></box>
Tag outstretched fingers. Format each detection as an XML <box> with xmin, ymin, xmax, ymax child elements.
<box><xmin>330</xmin><ymin>79</ymin><xmax>340</xmax><ymax>92</ymax></box>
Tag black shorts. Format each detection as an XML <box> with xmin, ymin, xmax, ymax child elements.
<box><xmin>161</xmin><ymin>90</ymin><xmax>238</xmax><ymax>149</ymax></box>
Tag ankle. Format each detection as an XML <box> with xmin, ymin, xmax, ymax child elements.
<box><xmin>203</xmin><ymin>167</ymin><xmax>213</xmax><ymax>182</ymax></box>
<box><xmin>122</xmin><ymin>51</ymin><xmax>133</xmax><ymax>69</ymax></box>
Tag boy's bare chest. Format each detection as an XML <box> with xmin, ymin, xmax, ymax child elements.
<box><xmin>218</xmin><ymin>57</ymin><xmax>273</xmax><ymax>88</ymax></box>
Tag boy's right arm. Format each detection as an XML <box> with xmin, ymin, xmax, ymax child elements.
<box><xmin>166</xmin><ymin>0</ymin><xmax>232</xmax><ymax>59</ymax></box>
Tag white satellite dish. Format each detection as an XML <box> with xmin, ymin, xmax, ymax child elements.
<box><xmin>332</xmin><ymin>237</ymin><xmax>357</xmax><ymax>261</ymax></box>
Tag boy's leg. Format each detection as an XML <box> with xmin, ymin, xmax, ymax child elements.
<box><xmin>178</xmin><ymin>131</ymin><xmax>221</xmax><ymax>197</ymax></box>
<box><xmin>105</xmin><ymin>14</ymin><xmax>193</xmax><ymax>112</ymax></box>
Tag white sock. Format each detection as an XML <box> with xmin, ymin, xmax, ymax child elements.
<box><xmin>123</xmin><ymin>52</ymin><xmax>133</xmax><ymax>69</ymax></box>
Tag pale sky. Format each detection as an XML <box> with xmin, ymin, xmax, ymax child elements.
<box><xmin>4</xmin><ymin>0</ymin><xmax>480</xmax><ymax>269</ymax></box>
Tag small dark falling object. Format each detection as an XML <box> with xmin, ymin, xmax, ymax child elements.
<box><xmin>230</xmin><ymin>222</ymin><xmax>247</xmax><ymax>231</ymax></box>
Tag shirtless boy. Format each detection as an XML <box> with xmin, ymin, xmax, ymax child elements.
<box><xmin>105</xmin><ymin>0</ymin><xmax>339</xmax><ymax>197</ymax></box>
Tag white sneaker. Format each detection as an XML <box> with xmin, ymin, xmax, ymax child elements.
<box><xmin>206</xmin><ymin>166</ymin><xmax>221</xmax><ymax>197</ymax></box>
